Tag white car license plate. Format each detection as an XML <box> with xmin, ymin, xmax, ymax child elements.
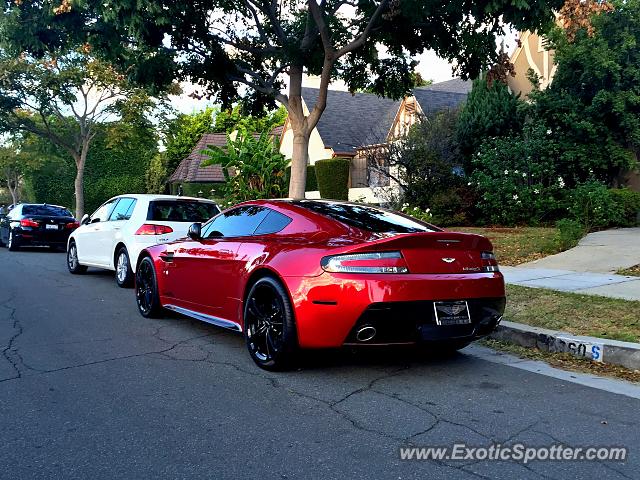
<box><xmin>45</xmin><ymin>224</ymin><xmax>58</xmax><ymax>230</ymax></box>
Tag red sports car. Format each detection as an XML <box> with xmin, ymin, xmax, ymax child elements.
<box><xmin>135</xmin><ymin>200</ymin><xmax>505</xmax><ymax>370</ymax></box>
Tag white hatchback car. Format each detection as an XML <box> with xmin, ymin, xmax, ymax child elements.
<box><xmin>67</xmin><ymin>194</ymin><xmax>220</xmax><ymax>287</ymax></box>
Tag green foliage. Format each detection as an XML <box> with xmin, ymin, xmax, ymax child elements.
<box><xmin>567</xmin><ymin>181</ymin><xmax>624</xmax><ymax>231</ymax></box>
<box><xmin>470</xmin><ymin>123</ymin><xmax>568</xmax><ymax>226</ymax></box>
<box><xmin>456</xmin><ymin>75</ymin><xmax>525</xmax><ymax>168</ymax></box>
<box><xmin>285</xmin><ymin>165</ymin><xmax>317</xmax><ymax>192</ymax></box>
<box><xmin>428</xmin><ymin>186</ymin><xmax>479</xmax><ymax>226</ymax></box>
<box><xmin>529</xmin><ymin>0</ymin><xmax>640</xmax><ymax>185</ymax></box>
<box><xmin>201</xmin><ymin>129</ymin><xmax>288</xmax><ymax>203</ymax></box>
<box><xmin>315</xmin><ymin>158</ymin><xmax>350</xmax><ymax>201</ymax></box>
<box><xmin>162</xmin><ymin>108</ymin><xmax>216</xmax><ymax>174</ymax></box>
<box><xmin>609</xmin><ymin>189</ymin><xmax>640</xmax><ymax>227</ymax></box>
<box><xmin>214</xmin><ymin>105</ymin><xmax>287</xmax><ymax>135</ymax></box>
<box><xmin>25</xmin><ymin>121</ymin><xmax>157</xmax><ymax>214</ymax></box>
<box><xmin>554</xmin><ymin>219</ymin><xmax>586</xmax><ymax>251</ymax></box>
<box><xmin>366</xmin><ymin>108</ymin><xmax>464</xmax><ymax>213</ymax></box>
<box><xmin>145</xmin><ymin>154</ymin><xmax>168</xmax><ymax>194</ymax></box>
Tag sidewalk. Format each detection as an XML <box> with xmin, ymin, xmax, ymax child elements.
<box><xmin>501</xmin><ymin>266</ymin><xmax>640</xmax><ymax>301</ymax></box>
<box><xmin>519</xmin><ymin>227</ymin><xmax>640</xmax><ymax>273</ymax></box>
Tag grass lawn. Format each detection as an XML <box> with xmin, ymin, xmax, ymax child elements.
<box><xmin>447</xmin><ymin>226</ymin><xmax>561</xmax><ymax>266</ymax></box>
<box><xmin>617</xmin><ymin>264</ymin><xmax>640</xmax><ymax>277</ymax></box>
<box><xmin>505</xmin><ymin>284</ymin><xmax>640</xmax><ymax>343</ymax></box>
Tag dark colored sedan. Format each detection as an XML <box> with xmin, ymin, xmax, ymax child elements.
<box><xmin>0</xmin><ymin>204</ymin><xmax>79</xmax><ymax>251</ymax></box>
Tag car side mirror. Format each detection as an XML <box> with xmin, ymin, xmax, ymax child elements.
<box><xmin>81</xmin><ymin>214</ymin><xmax>90</xmax><ymax>225</ymax></box>
<box><xmin>188</xmin><ymin>222</ymin><xmax>202</xmax><ymax>240</ymax></box>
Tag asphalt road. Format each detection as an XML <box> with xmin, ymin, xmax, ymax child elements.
<box><xmin>1</xmin><ymin>247</ymin><xmax>638</xmax><ymax>480</ymax></box>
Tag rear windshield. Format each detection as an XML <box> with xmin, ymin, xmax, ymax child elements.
<box><xmin>147</xmin><ymin>200</ymin><xmax>220</xmax><ymax>223</ymax></box>
<box><xmin>22</xmin><ymin>205</ymin><xmax>72</xmax><ymax>217</ymax></box>
<box><xmin>295</xmin><ymin>201</ymin><xmax>437</xmax><ymax>234</ymax></box>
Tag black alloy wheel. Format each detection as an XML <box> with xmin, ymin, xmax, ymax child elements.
<box><xmin>244</xmin><ymin>276</ymin><xmax>297</xmax><ymax>371</ymax></box>
<box><xmin>135</xmin><ymin>257</ymin><xmax>162</xmax><ymax>318</ymax></box>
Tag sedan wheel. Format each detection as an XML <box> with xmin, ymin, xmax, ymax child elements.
<box><xmin>115</xmin><ymin>248</ymin><xmax>134</xmax><ymax>288</ymax></box>
<box><xmin>7</xmin><ymin>230</ymin><xmax>19</xmax><ymax>251</ymax></box>
<box><xmin>67</xmin><ymin>241</ymin><xmax>87</xmax><ymax>274</ymax></box>
<box><xmin>244</xmin><ymin>276</ymin><xmax>297</xmax><ymax>370</ymax></box>
<box><xmin>135</xmin><ymin>257</ymin><xmax>162</xmax><ymax>318</ymax></box>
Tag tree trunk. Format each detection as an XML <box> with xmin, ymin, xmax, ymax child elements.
<box><xmin>287</xmin><ymin>66</ymin><xmax>310</xmax><ymax>199</ymax></box>
<box><xmin>290</xmin><ymin>132</ymin><xmax>310</xmax><ymax>198</ymax></box>
<box><xmin>6</xmin><ymin>178</ymin><xmax>18</xmax><ymax>205</ymax></box>
<box><xmin>74</xmin><ymin>144</ymin><xmax>89</xmax><ymax>219</ymax></box>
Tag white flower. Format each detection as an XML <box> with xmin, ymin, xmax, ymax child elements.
<box><xmin>513</xmin><ymin>194</ymin><xmax>519</xmax><ymax>200</ymax></box>
<box><xmin>504</xmin><ymin>170</ymin><xmax>509</xmax><ymax>175</ymax></box>
<box><xmin>403</xmin><ymin>203</ymin><xmax>409</xmax><ymax>207</ymax></box>
<box><xmin>522</xmin><ymin>172</ymin><xmax>527</xmax><ymax>177</ymax></box>
<box><xmin>425</xmin><ymin>208</ymin><xmax>431</xmax><ymax>213</ymax></box>
<box><xmin>546</xmin><ymin>129</ymin><xmax>552</xmax><ymax>135</ymax></box>
<box><xmin>514</xmin><ymin>170</ymin><xmax>519</xmax><ymax>174</ymax></box>
<box><xmin>533</xmin><ymin>189</ymin><xmax>540</xmax><ymax>194</ymax></box>
<box><xmin>558</xmin><ymin>176</ymin><xmax>565</xmax><ymax>188</ymax></box>
<box><xmin>467</xmin><ymin>182</ymin><xmax>472</xmax><ymax>186</ymax></box>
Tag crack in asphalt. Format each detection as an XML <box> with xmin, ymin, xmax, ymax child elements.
<box><xmin>0</xmin><ymin>295</ymin><xmax>22</xmax><ymax>381</ymax></box>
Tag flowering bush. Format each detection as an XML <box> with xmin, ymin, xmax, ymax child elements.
<box><xmin>401</xmin><ymin>204</ymin><xmax>433</xmax><ymax>223</ymax></box>
<box><xmin>470</xmin><ymin>124</ymin><xmax>568</xmax><ymax>225</ymax></box>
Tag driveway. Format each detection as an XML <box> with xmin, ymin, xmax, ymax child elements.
<box><xmin>520</xmin><ymin>228</ymin><xmax>640</xmax><ymax>273</ymax></box>
<box><xmin>1</xmin><ymin>248</ymin><xmax>639</xmax><ymax>479</ymax></box>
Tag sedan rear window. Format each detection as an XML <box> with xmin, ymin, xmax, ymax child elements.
<box><xmin>294</xmin><ymin>201</ymin><xmax>437</xmax><ymax>234</ymax></box>
<box><xmin>147</xmin><ymin>200</ymin><xmax>220</xmax><ymax>223</ymax></box>
<box><xmin>22</xmin><ymin>205</ymin><xmax>72</xmax><ymax>217</ymax></box>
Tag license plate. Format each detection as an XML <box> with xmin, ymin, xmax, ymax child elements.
<box><xmin>45</xmin><ymin>224</ymin><xmax>58</xmax><ymax>230</ymax></box>
<box><xmin>433</xmin><ymin>301</ymin><xmax>471</xmax><ymax>326</ymax></box>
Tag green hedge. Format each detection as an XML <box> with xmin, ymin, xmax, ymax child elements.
<box><xmin>610</xmin><ymin>188</ymin><xmax>640</xmax><ymax>227</ymax></box>
<box><xmin>284</xmin><ymin>165</ymin><xmax>318</xmax><ymax>192</ymax></box>
<box><xmin>315</xmin><ymin>158</ymin><xmax>350</xmax><ymax>200</ymax></box>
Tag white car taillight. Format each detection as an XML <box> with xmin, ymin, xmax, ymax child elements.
<box><xmin>321</xmin><ymin>251</ymin><xmax>409</xmax><ymax>274</ymax></box>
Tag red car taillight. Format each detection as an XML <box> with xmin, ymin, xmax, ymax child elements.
<box><xmin>20</xmin><ymin>218</ymin><xmax>39</xmax><ymax>228</ymax></box>
<box><xmin>135</xmin><ymin>224</ymin><xmax>174</xmax><ymax>235</ymax></box>
<box><xmin>481</xmin><ymin>251</ymin><xmax>500</xmax><ymax>272</ymax></box>
<box><xmin>65</xmin><ymin>221</ymin><xmax>80</xmax><ymax>229</ymax></box>
<box><xmin>321</xmin><ymin>251</ymin><xmax>409</xmax><ymax>274</ymax></box>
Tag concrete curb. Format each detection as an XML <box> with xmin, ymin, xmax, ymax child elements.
<box><xmin>489</xmin><ymin>321</ymin><xmax>640</xmax><ymax>371</ymax></box>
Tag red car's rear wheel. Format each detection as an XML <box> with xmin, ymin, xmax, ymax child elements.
<box><xmin>135</xmin><ymin>257</ymin><xmax>163</xmax><ymax>318</ymax></box>
<box><xmin>244</xmin><ymin>276</ymin><xmax>297</xmax><ymax>370</ymax></box>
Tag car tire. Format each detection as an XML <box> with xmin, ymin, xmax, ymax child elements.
<box><xmin>135</xmin><ymin>256</ymin><xmax>163</xmax><ymax>318</ymax></box>
<box><xmin>67</xmin><ymin>241</ymin><xmax>88</xmax><ymax>274</ymax></box>
<box><xmin>7</xmin><ymin>229</ymin><xmax>19</xmax><ymax>251</ymax></box>
<box><xmin>115</xmin><ymin>247</ymin><xmax>134</xmax><ymax>288</ymax></box>
<box><xmin>244</xmin><ymin>276</ymin><xmax>298</xmax><ymax>371</ymax></box>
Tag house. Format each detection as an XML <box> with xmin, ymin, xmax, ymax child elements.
<box><xmin>167</xmin><ymin>133</ymin><xmax>229</xmax><ymax>197</ymax></box>
<box><xmin>278</xmin><ymin>79</ymin><xmax>470</xmax><ymax>202</ymax></box>
<box><xmin>507</xmin><ymin>30</ymin><xmax>556</xmax><ymax>98</ymax></box>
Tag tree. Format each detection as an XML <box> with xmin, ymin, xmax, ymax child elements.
<box><xmin>3</xmin><ymin>0</ymin><xmax>563</xmax><ymax>199</ymax></box>
<box><xmin>0</xmin><ymin>147</ymin><xmax>23</xmax><ymax>205</ymax></box>
<box><xmin>530</xmin><ymin>0</ymin><xmax>640</xmax><ymax>185</ymax></box>
<box><xmin>365</xmin><ymin>108</ymin><xmax>464</xmax><ymax>208</ymax></box>
<box><xmin>162</xmin><ymin>107</ymin><xmax>217</xmax><ymax>175</ymax></box>
<box><xmin>0</xmin><ymin>45</ymin><xmax>159</xmax><ymax>218</ymax></box>
<box><xmin>456</xmin><ymin>75</ymin><xmax>526</xmax><ymax>170</ymax></box>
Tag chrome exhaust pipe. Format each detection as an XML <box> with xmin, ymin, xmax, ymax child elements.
<box><xmin>355</xmin><ymin>325</ymin><xmax>377</xmax><ymax>342</ymax></box>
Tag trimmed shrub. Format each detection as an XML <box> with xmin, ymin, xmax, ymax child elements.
<box><xmin>285</xmin><ymin>164</ymin><xmax>318</xmax><ymax>192</ymax></box>
<box><xmin>609</xmin><ymin>188</ymin><xmax>640</xmax><ymax>227</ymax></box>
<box><xmin>315</xmin><ymin>158</ymin><xmax>350</xmax><ymax>200</ymax></box>
<box><xmin>568</xmin><ymin>181</ymin><xmax>623</xmax><ymax>231</ymax></box>
<box><xmin>554</xmin><ymin>219</ymin><xmax>586</xmax><ymax>251</ymax></box>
